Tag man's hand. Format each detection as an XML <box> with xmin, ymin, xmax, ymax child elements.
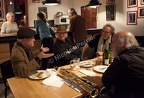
<box><xmin>41</xmin><ymin>44</ymin><xmax>50</xmax><ymax>52</ymax></box>
<box><xmin>37</xmin><ymin>52</ymin><xmax>54</xmax><ymax>59</ymax></box>
<box><xmin>96</xmin><ymin>51</ymin><xmax>103</xmax><ymax>56</ymax></box>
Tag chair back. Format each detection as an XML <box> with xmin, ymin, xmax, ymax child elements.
<box><xmin>0</xmin><ymin>60</ymin><xmax>14</xmax><ymax>87</ymax></box>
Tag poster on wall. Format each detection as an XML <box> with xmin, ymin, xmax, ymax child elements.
<box><xmin>38</xmin><ymin>7</ymin><xmax>48</xmax><ymax>18</ymax></box>
<box><xmin>137</xmin><ymin>7</ymin><xmax>144</xmax><ymax>18</ymax></box>
<box><xmin>127</xmin><ymin>11</ymin><xmax>137</xmax><ymax>25</ymax></box>
<box><xmin>106</xmin><ymin>4</ymin><xmax>115</xmax><ymax>21</ymax></box>
<box><xmin>127</xmin><ymin>0</ymin><xmax>137</xmax><ymax>8</ymax></box>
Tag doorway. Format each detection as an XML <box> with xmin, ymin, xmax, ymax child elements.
<box><xmin>81</xmin><ymin>6</ymin><xmax>97</xmax><ymax>29</ymax></box>
<box><xmin>4</xmin><ymin>0</ymin><xmax>28</xmax><ymax>27</ymax></box>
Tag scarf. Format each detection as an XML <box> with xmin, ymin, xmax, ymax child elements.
<box><xmin>97</xmin><ymin>35</ymin><xmax>112</xmax><ymax>52</ymax></box>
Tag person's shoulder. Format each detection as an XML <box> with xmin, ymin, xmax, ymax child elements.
<box><xmin>2</xmin><ymin>22</ymin><xmax>8</xmax><ymax>25</ymax></box>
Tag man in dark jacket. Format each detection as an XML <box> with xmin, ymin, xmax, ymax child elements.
<box><xmin>68</xmin><ymin>8</ymin><xmax>87</xmax><ymax>43</ymax></box>
<box><xmin>102</xmin><ymin>31</ymin><xmax>144</xmax><ymax>98</ymax></box>
<box><xmin>81</xmin><ymin>24</ymin><xmax>115</xmax><ymax>60</ymax></box>
<box><xmin>53</xmin><ymin>26</ymin><xmax>81</xmax><ymax>66</ymax></box>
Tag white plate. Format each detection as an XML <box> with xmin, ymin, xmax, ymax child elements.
<box><xmin>93</xmin><ymin>65</ymin><xmax>109</xmax><ymax>73</ymax></box>
<box><xmin>29</xmin><ymin>70</ymin><xmax>50</xmax><ymax>80</ymax></box>
<box><xmin>79</xmin><ymin>61</ymin><xmax>93</xmax><ymax>68</ymax></box>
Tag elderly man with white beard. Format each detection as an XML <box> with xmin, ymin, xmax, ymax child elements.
<box><xmin>102</xmin><ymin>31</ymin><xmax>144</xmax><ymax>98</ymax></box>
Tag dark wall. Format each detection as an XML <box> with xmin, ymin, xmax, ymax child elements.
<box><xmin>135</xmin><ymin>36</ymin><xmax>144</xmax><ymax>47</ymax></box>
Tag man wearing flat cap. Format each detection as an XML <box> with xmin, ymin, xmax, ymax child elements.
<box><xmin>11</xmin><ymin>28</ymin><xmax>54</xmax><ymax>78</ymax></box>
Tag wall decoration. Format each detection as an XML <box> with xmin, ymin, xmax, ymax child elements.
<box><xmin>127</xmin><ymin>11</ymin><xmax>137</xmax><ymax>25</ymax></box>
<box><xmin>32</xmin><ymin>0</ymin><xmax>40</xmax><ymax>3</ymax></box>
<box><xmin>106</xmin><ymin>0</ymin><xmax>115</xmax><ymax>4</ymax></box>
<box><xmin>141</xmin><ymin>0</ymin><xmax>144</xmax><ymax>5</ymax></box>
<box><xmin>38</xmin><ymin>7</ymin><xmax>48</xmax><ymax>18</ymax></box>
<box><xmin>138</xmin><ymin>7</ymin><xmax>144</xmax><ymax>18</ymax></box>
<box><xmin>106</xmin><ymin>4</ymin><xmax>115</xmax><ymax>21</ymax></box>
<box><xmin>127</xmin><ymin>0</ymin><xmax>137</xmax><ymax>8</ymax></box>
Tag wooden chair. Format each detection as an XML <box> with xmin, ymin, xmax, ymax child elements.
<box><xmin>0</xmin><ymin>60</ymin><xmax>14</xmax><ymax>98</ymax></box>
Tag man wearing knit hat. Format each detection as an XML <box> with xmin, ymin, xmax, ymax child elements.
<box><xmin>11</xmin><ymin>28</ymin><xmax>54</xmax><ymax>78</ymax></box>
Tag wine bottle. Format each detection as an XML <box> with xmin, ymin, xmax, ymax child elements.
<box><xmin>103</xmin><ymin>45</ymin><xmax>109</xmax><ymax>66</ymax></box>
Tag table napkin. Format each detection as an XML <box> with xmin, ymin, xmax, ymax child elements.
<box><xmin>42</xmin><ymin>75</ymin><xmax>64</xmax><ymax>88</ymax></box>
<box><xmin>79</xmin><ymin>69</ymin><xmax>96</xmax><ymax>76</ymax></box>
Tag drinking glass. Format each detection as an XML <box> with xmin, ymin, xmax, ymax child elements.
<box><xmin>70</xmin><ymin>58</ymin><xmax>80</xmax><ymax>70</ymax></box>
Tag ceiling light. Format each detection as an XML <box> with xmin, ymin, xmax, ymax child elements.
<box><xmin>42</xmin><ymin>0</ymin><xmax>58</xmax><ymax>6</ymax></box>
<box><xmin>86</xmin><ymin>0</ymin><xmax>102</xmax><ymax>7</ymax></box>
<box><xmin>15</xmin><ymin>7</ymin><xmax>23</xmax><ymax>14</ymax></box>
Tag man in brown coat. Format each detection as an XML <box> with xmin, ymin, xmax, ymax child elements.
<box><xmin>11</xmin><ymin>28</ymin><xmax>54</xmax><ymax>78</ymax></box>
<box><xmin>68</xmin><ymin>8</ymin><xmax>87</xmax><ymax>44</ymax></box>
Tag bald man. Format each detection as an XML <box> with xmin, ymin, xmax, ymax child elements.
<box><xmin>102</xmin><ymin>31</ymin><xmax>144</xmax><ymax>98</ymax></box>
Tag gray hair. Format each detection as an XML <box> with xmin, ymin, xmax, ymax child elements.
<box><xmin>116</xmin><ymin>32</ymin><xmax>139</xmax><ymax>49</ymax></box>
<box><xmin>103</xmin><ymin>24</ymin><xmax>115</xmax><ymax>35</ymax></box>
<box><xmin>6</xmin><ymin>12</ymin><xmax>14</xmax><ymax>20</ymax></box>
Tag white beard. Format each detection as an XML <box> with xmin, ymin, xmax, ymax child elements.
<box><xmin>112</xmin><ymin>45</ymin><xmax>121</xmax><ymax>58</ymax></box>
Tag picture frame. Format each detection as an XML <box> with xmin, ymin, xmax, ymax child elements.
<box><xmin>137</xmin><ymin>7</ymin><xmax>144</xmax><ymax>18</ymax></box>
<box><xmin>127</xmin><ymin>0</ymin><xmax>137</xmax><ymax>8</ymax></box>
<box><xmin>106</xmin><ymin>4</ymin><xmax>115</xmax><ymax>21</ymax></box>
<box><xmin>32</xmin><ymin>0</ymin><xmax>40</xmax><ymax>3</ymax></box>
<box><xmin>141</xmin><ymin>0</ymin><xmax>144</xmax><ymax>5</ymax></box>
<box><xmin>127</xmin><ymin>11</ymin><xmax>137</xmax><ymax>25</ymax></box>
<box><xmin>106</xmin><ymin>0</ymin><xmax>115</xmax><ymax>4</ymax></box>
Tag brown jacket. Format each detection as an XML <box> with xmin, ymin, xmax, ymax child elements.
<box><xmin>70</xmin><ymin>15</ymin><xmax>87</xmax><ymax>43</ymax></box>
<box><xmin>11</xmin><ymin>42</ymin><xmax>40</xmax><ymax>78</ymax></box>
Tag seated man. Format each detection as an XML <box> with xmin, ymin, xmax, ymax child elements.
<box><xmin>102</xmin><ymin>31</ymin><xmax>144</xmax><ymax>98</ymax></box>
<box><xmin>53</xmin><ymin>26</ymin><xmax>81</xmax><ymax>66</ymax></box>
<box><xmin>81</xmin><ymin>24</ymin><xmax>115</xmax><ymax>60</ymax></box>
<box><xmin>11</xmin><ymin>28</ymin><xmax>54</xmax><ymax>78</ymax></box>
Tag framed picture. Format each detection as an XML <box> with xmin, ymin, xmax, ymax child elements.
<box><xmin>137</xmin><ymin>7</ymin><xmax>144</xmax><ymax>18</ymax></box>
<box><xmin>141</xmin><ymin>0</ymin><xmax>144</xmax><ymax>5</ymax></box>
<box><xmin>32</xmin><ymin>0</ymin><xmax>40</xmax><ymax>3</ymax></box>
<box><xmin>0</xmin><ymin>10</ymin><xmax>3</xmax><ymax>17</ymax></box>
<box><xmin>127</xmin><ymin>0</ymin><xmax>137</xmax><ymax>8</ymax></box>
<box><xmin>106</xmin><ymin>4</ymin><xmax>115</xmax><ymax>21</ymax></box>
<box><xmin>127</xmin><ymin>11</ymin><xmax>137</xmax><ymax>25</ymax></box>
<box><xmin>106</xmin><ymin>0</ymin><xmax>115</xmax><ymax>4</ymax></box>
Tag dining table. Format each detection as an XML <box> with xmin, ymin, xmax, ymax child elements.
<box><xmin>7</xmin><ymin>59</ymin><xmax>105</xmax><ymax>98</ymax></box>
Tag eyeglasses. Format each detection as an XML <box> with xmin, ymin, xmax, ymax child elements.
<box><xmin>101</xmin><ymin>30</ymin><xmax>111</xmax><ymax>34</ymax></box>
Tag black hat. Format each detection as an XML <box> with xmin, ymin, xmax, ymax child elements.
<box><xmin>17</xmin><ymin>28</ymin><xmax>36</xmax><ymax>39</ymax></box>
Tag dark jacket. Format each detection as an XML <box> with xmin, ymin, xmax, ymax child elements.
<box><xmin>102</xmin><ymin>47</ymin><xmax>144</xmax><ymax>98</ymax></box>
<box><xmin>70</xmin><ymin>15</ymin><xmax>87</xmax><ymax>43</ymax></box>
<box><xmin>53</xmin><ymin>39</ymin><xmax>81</xmax><ymax>66</ymax></box>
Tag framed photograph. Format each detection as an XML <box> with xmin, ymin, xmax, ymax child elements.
<box><xmin>0</xmin><ymin>10</ymin><xmax>3</xmax><ymax>17</ymax></box>
<box><xmin>127</xmin><ymin>0</ymin><xmax>137</xmax><ymax>8</ymax></box>
<box><xmin>141</xmin><ymin>0</ymin><xmax>144</xmax><ymax>5</ymax></box>
<box><xmin>137</xmin><ymin>7</ymin><xmax>144</xmax><ymax>18</ymax></box>
<box><xmin>127</xmin><ymin>11</ymin><xmax>137</xmax><ymax>25</ymax></box>
<box><xmin>106</xmin><ymin>4</ymin><xmax>115</xmax><ymax>21</ymax></box>
<box><xmin>106</xmin><ymin>0</ymin><xmax>115</xmax><ymax>4</ymax></box>
<box><xmin>32</xmin><ymin>0</ymin><xmax>40</xmax><ymax>3</ymax></box>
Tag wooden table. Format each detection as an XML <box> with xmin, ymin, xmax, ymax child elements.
<box><xmin>7</xmin><ymin>60</ymin><xmax>103</xmax><ymax>98</ymax></box>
